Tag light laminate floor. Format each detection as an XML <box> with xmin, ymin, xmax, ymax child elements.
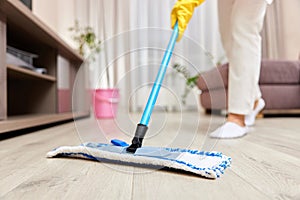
<box><xmin>0</xmin><ymin>112</ymin><xmax>299</xmax><ymax>200</ymax></box>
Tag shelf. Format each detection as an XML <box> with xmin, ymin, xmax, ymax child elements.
<box><xmin>0</xmin><ymin>112</ymin><xmax>89</xmax><ymax>134</ymax></box>
<box><xmin>7</xmin><ymin>64</ymin><xmax>56</xmax><ymax>82</ymax></box>
<box><xmin>0</xmin><ymin>0</ymin><xmax>88</xmax><ymax>130</ymax></box>
<box><xmin>0</xmin><ymin>0</ymin><xmax>83</xmax><ymax>62</ymax></box>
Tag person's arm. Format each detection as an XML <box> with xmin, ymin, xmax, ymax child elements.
<box><xmin>171</xmin><ymin>0</ymin><xmax>205</xmax><ymax>41</ymax></box>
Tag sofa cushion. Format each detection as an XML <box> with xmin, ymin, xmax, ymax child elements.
<box><xmin>260</xmin><ymin>60</ymin><xmax>300</xmax><ymax>84</ymax></box>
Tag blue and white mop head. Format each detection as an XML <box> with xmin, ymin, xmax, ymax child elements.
<box><xmin>47</xmin><ymin>140</ymin><xmax>231</xmax><ymax>179</ymax></box>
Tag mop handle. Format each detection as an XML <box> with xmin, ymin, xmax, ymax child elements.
<box><xmin>140</xmin><ymin>22</ymin><xmax>179</xmax><ymax>126</ymax></box>
<box><xmin>126</xmin><ymin>22</ymin><xmax>179</xmax><ymax>153</ymax></box>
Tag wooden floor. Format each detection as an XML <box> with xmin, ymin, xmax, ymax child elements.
<box><xmin>0</xmin><ymin>112</ymin><xmax>299</xmax><ymax>200</ymax></box>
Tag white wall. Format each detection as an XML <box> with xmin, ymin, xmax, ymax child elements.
<box><xmin>32</xmin><ymin>0</ymin><xmax>58</xmax><ymax>32</ymax></box>
<box><xmin>32</xmin><ymin>0</ymin><xmax>89</xmax><ymax>49</ymax></box>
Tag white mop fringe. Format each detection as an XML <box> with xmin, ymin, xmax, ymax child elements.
<box><xmin>47</xmin><ymin>143</ymin><xmax>231</xmax><ymax>179</ymax></box>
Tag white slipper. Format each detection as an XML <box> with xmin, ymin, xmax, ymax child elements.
<box><xmin>245</xmin><ymin>98</ymin><xmax>265</xmax><ymax>126</ymax></box>
<box><xmin>209</xmin><ymin>122</ymin><xmax>248</xmax><ymax>139</ymax></box>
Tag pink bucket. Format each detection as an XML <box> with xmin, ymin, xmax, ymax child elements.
<box><xmin>92</xmin><ymin>88</ymin><xmax>120</xmax><ymax>119</ymax></box>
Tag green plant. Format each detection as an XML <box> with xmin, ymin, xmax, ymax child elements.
<box><xmin>69</xmin><ymin>20</ymin><xmax>101</xmax><ymax>59</ymax></box>
<box><xmin>173</xmin><ymin>63</ymin><xmax>200</xmax><ymax>105</ymax></box>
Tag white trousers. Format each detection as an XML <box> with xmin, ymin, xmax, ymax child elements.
<box><xmin>218</xmin><ymin>0</ymin><xmax>268</xmax><ymax>115</ymax></box>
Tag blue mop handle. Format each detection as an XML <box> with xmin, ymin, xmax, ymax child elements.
<box><xmin>140</xmin><ymin>22</ymin><xmax>179</xmax><ymax>126</ymax></box>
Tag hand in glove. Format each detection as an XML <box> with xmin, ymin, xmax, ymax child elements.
<box><xmin>171</xmin><ymin>0</ymin><xmax>205</xmax><ymax>41</ymax></box>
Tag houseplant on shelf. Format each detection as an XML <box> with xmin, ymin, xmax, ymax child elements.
<box><xmin>69</xmin><ymin>20</ymin><xmax>101</xmax><ymax>60</ymax></box>
<box><xmin>69</xmin><ymin>20</ymin><xmax>119</xmax><ymax>119</ymax></box>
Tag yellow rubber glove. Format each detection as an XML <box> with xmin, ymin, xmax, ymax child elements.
<box><xmin>171</xmin><ymin>0</ymin><xmax>205</xmax><ymax>41</ymax></box>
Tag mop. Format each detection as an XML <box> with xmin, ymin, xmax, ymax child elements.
<box><xmin>47</xmin><ymin>22</ymin><xmax>231</xmax><ymax>179</ymax></box>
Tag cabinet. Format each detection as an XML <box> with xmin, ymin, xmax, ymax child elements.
<box><xmin>0</xmin><ymin>0</ymin><xmax>89</xmax><ymax>133</ymax></box>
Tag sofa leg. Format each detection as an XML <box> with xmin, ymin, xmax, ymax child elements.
<box><xmin>205</xmin><ymin>109</ymin><xmax>211</xmax><ymax>115</ymax></box>
<box><xmin>204</xmin><ymin>109</ymin><xmax>225</xmax><ymax>116</ymax></box>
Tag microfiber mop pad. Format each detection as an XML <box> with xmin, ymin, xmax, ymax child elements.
<box><xmin>47</xmin><ymin>140</ymin><xmax>231</xmax><ymax>179</ymax></box>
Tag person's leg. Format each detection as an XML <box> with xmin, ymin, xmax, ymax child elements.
<box><xmin>228</xmin><ymin>0</ymin><xmax>267</xmax><ymax>116</ymax></box>
<box><xmin>218</xmin><ymin>0</ymin><xmax>246</xmax><ymax>127</ymax></box>
<box><xmin>227</xmin><ymin>0</ymin><xmax>267</xmax><ymax>128</ymax></box>
<box><xmin>210</xmin><ymin>0</ymin><xmax>268</xmax><ymax>138</ymax></box>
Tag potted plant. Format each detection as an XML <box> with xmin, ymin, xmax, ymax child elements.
<box><xmin>69</xmin><ymin>20</ymin><xmax>119</xmax><ymax>119</ymax></box>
